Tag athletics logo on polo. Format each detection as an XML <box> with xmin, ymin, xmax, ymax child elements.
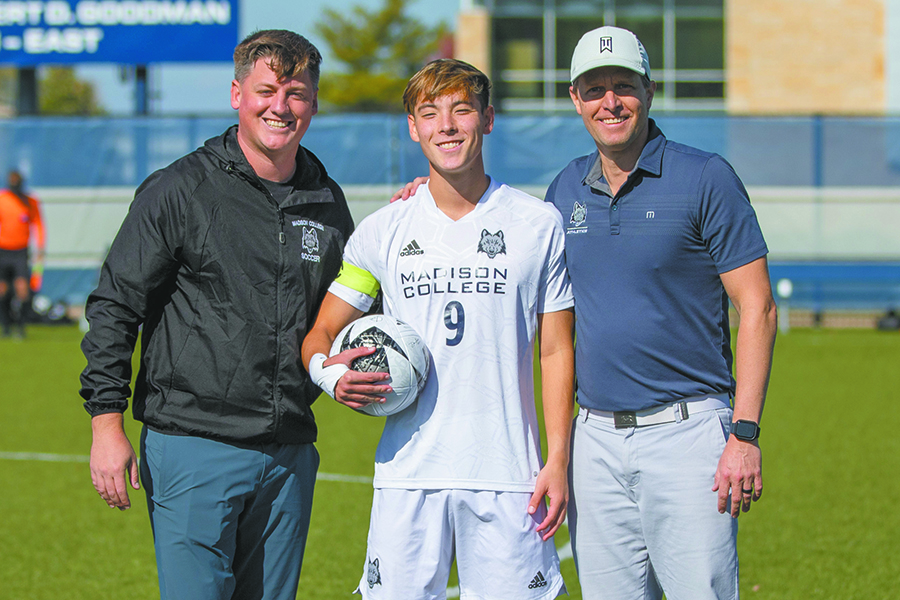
<box><xmin>567</xmin><ymin>201</ymin><xmax>588</xmax><ymax>235</ymax></box>
<box><xmin>477</xmin><ymin>229</ymin><xmax>506</xmax><ymax>259</ymax></box>
<box><xmin>570</xmin><ymin>201</ymin><xmax>586</xmax><ymax>226</ymax></box>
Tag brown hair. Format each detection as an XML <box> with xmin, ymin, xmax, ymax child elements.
<box><xmin>403</xmin><ymin>59</ymin><xmax>491</xmax><ymax>115</ymax></box>
<box><xmin>234</xmin><ymin>30</ymin><xmax>322</xmax><ymax>89</ymax></box>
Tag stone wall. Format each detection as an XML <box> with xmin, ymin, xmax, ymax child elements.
<box><xmin>727</xmin><ymin>0</ymin><xmax>886</xmax><ymax>114</ymax></box>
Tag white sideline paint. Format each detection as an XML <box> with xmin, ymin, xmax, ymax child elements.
<box><xmin>0</xmin><ymin>451</ymin><xmax>89</xmax><ymax>463</ymax></box>
<box><xmin>0</xmin><ymin>451</ymin><xmax>374</xmax><ymax>483</ymax></box>
<box><xmin>314</xmin><ymin>472</ymin><xmax>373</xmax><ymax>484</ymax></box>
<box><xmin>1</xmin><ymin>449</ymin><xmax>573</xmax><ymax>598</ymax></box>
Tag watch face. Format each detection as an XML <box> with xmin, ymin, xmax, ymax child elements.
<box><xmin>733</xmin><ymin>420</ymin><xmax>759</xmax><ymax>440</ymax></box>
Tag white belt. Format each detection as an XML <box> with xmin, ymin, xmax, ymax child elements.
<box><xmin>579</xmin><ymin>393</ymin><xmax>731</xmax><ymax>429</ymax></box>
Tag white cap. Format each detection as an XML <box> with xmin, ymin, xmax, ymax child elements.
<box><xmin>570</xmin><ymin>26</ymin><xmax>651</xmax><ymax>83</ymax></box>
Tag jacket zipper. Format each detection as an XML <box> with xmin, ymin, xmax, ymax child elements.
<box><xmin>271</xmin><ymin>203</ymin><xmax>286</xmax><ymax>433</ymax></box>
<box><xmin>230</xmin><ymin>161</ymin><xmax>287</xmax><ymax>435</ymax></box>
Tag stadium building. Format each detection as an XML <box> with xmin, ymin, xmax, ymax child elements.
<box><xmin>452</xmin><ymin>0</ymin><xmax>900</xmax><ymax>115</ymax></box>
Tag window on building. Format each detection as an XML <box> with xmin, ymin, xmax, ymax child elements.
<box><xmin>674</xmin><ymin>15</ymin><xmax>724</xmax><ymax>99</ymax></box>
<box><xmin>491</xmin><ymin>0</ymin><xmax>544</xmax><ymax>15</ymax></box>
<box><xmin>614</xmin><ymin>16</ymin><xmax>664</xmax><ymax>69</ymax></box>
<box><xmin>674</xmin><ymin>0</ymin><xmax>720</xmax><ymax>6</ymax></box>
<box><xmin>488</xmin><ymin>0</ymin><xmax>724</xmax><ymax>112</ymax></box>
<box><xmin>675</xmin><ymin>17</ymin><xmax>723</xmax><ymax>70</ymax></box>
<box><xmin>493</xmin><ymin>18</ymin><xmax>545</xmax><ymax>100</ymax></box>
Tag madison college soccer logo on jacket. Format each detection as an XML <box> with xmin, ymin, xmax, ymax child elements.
<box><xmin>291</xmin><ymin>218</ymin><xmax>325</xmax><ymax>263</ymax></box>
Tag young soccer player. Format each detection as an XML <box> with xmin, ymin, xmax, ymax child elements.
<box><xmin>302</xmin><ymin>59</ymin><xmax>574</xmax><ymax>599</ymax></box>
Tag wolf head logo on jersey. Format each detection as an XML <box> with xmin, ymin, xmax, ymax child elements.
<box><xmin>302</xmin><ymin>227</ymin><xmax>319</xmax><ymax>254</ymax></box>
<box><xmin>477</xmin><ymin>229</ymin><xmax>506</xmax><ymax>259</ymax></box>
<box><xmin>367</xmin><ymin>557</ymin><xmax>382</xmax><ymax>588</ymax></box>
<box><xmin>570</xmin><ymin>201</ymin><xmax>587</xmax><ymax>226</ymax></box>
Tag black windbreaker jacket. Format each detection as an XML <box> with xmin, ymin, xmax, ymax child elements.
<box><xmin>80</xmin><ymin>126</ymin><xmax>354</xmax><ymax>444</ymax></box>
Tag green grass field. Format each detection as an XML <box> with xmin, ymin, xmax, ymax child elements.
<box><xmin>1</xmin><ymin>325</ymin><xmax>898</xmax><ymax>599</ymax></box>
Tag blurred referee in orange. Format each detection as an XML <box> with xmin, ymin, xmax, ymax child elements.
<box><xmin>0</xmin><ymin>170</ymin><xmax>45</xmax><ymax>338</ymax></box>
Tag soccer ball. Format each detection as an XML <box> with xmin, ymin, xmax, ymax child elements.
<box><xmin>330</xmin><ymin>314</ymin><xmax>430</xmax><ymax>416</ymax></box>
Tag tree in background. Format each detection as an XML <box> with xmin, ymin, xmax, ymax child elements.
<box><xmin>39</xmin><ymin>67</ymin><xmax>105</xmax><ymax>116</ymax></box>
<box><xmin>316</xmin><ymin>0</ymin><xmax>450</xmax><ymax>113</ymax></box>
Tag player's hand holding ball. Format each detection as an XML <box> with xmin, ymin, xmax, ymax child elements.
<box><xmin>310</xmin><ymin>315</ymin><xmax>431</xmax><ymax>416</ymax></box>
<box><xmin>327</xmin><ymin>345</ymin><xmax>393</xmax><ymax>411</ymax></box>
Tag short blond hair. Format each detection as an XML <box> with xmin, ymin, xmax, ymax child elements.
<box><xmin>403</xmin><ymin>59</ymin><xmax>491</xmax><ymax>115</ymax></box>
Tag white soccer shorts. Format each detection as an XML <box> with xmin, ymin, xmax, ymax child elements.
<box><xmin>354</xmin><ymin>488</ymin><xmax>566</xmax><ymax>600</ymax></box>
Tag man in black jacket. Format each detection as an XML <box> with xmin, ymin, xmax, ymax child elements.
<box><xmin>80</xmin><ymin>30</ymin><xmax>354</xmax><ymax>600</ymax></box>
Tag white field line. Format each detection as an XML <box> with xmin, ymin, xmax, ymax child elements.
<box><xmin>1</xmin><ymin>450</ymin><xmax>573</xmax><ymax>598</ymax></box>
<box><xmin>558</xmin><ymin>540</ymin><xmax>573</xmax><ymax>561</ymax></box>
<box><xmin>314</xmin><ymin>472</ymin><xmax>373</xmax><ymax>484</ymax></box>
<box><xmin>0</xmin><ymin>451</ymin><xmax>373</xmax><ymax>483</ymax></box>
<box><xmin>0</xmin><ymin>451</ymin><xmax>90</xmax><ymax>463</ymax></box>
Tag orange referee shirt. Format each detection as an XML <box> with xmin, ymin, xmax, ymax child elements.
<box><xmin>0</xmin><ymin>188</ymin><xmax>45</xmax><ymax>251</ymax></box>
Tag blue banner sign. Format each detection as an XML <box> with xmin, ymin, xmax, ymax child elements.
<box><xmin>0</xmin><ymin>0</ymin><xmax>237</xmax><ymax>64</ymax></box>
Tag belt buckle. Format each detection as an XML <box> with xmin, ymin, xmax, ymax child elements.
<box><xmin>614</xmin><ymin>411</ymin><xmax>637</xmax><ymax>429</ymax></box>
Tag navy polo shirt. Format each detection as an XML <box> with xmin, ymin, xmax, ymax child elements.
<box><xmin>545</xmin><ymin>120</ymin><xmax>768</xmax><ymax>412</ymax></box>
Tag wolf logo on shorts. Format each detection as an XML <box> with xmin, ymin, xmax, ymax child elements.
<box><xmin>367</xmin><ymin>557</ymin><xmax>382</xmax><ymax>588</ymax></box>
<box><xmin>477</xmin><ymin>229</ymin><xmax>506</xmax><ymax>259</ymax></box>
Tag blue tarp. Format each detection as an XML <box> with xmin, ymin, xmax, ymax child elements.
<box><xmin>4</xmin><ymin>114</ymin><xmax>900</xmax><ymax>188</ymax></box>
<box><xmin>42</xmin><ymin>262</ymin><xmax>900</xmax><ymax>310</ymax></box>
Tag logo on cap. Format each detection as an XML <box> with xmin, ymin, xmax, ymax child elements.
<box><xmin>600</xmin><ymin>36</ymin><xmax>613</xmax><ymax>53</ymax></box>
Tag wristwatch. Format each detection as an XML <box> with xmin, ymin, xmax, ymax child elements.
<box><xmin>730</xmin><ymin>420</ymin><xmax>761</xmax><ymax>442</ymax></box>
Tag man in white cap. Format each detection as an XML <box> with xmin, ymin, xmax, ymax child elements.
<box><xmin>543</xmin><ymin>26</ymin><xmax>777</xmax><ymax>599</ymax></box>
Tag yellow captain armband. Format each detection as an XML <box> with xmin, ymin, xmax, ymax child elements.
<box><xmin>334</xmin><ymin>261</ymin><xmax>381</xmax><ymax>299</ymax></box>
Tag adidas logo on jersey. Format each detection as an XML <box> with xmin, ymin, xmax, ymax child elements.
<box><xmin>528</xmin><ymin>571</ymin><xmax>548</xmax><ymax>589</ymax></box>
<box><xmin>400</xmin><ymin>240</ymin><xmax>424</xmax><ymax>256</ymax></box>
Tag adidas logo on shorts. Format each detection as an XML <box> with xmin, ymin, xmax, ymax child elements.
<box><xmin>528</xmin><ymin>571</ymin><xmax>548</xmax><ymax>589</ymax></box>
<box><xmin>399</xmin><ymin>240</ymin><xmax>424</xmax><ymax>256</ymax></box>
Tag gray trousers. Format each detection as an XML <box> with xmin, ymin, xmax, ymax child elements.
<box><xmin>568</xmin><ymin>404</ymin><xmax>739</xmax><ymax>600</ymax></box>
<box><xmin>140</xmin><ymin>427</ymin><xmax>319</xmax><ymax>600</ymax></box>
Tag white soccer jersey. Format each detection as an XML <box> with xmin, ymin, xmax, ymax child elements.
<box><xmin>330</xmin><ymin>178</ymin><xmax>573</xmax><ymax>492</ymax></box>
